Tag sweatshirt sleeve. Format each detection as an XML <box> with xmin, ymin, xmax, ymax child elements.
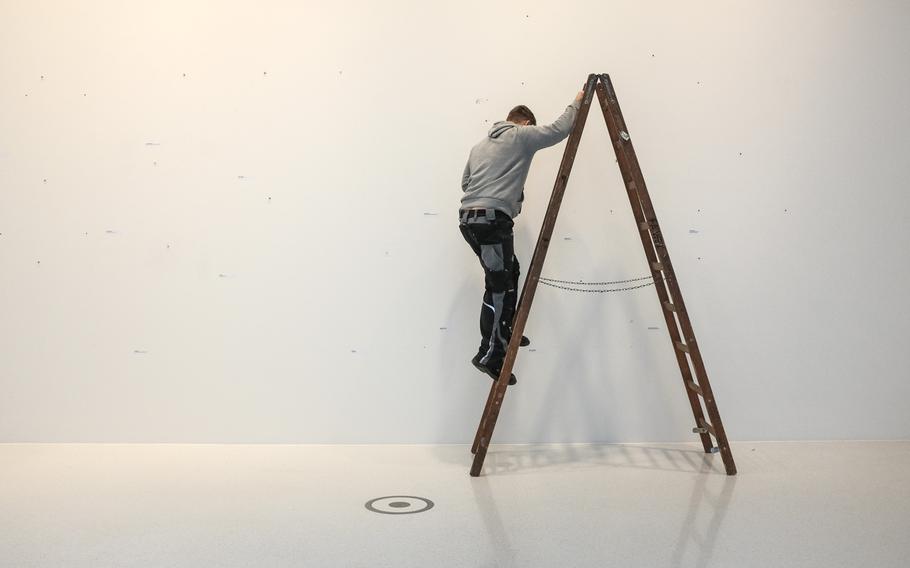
<box><xmin>461</xmin><ymin>159</ymin><xmax>471</xmax><ymax>192</ymax></box>
<box><xmin>518</xmin><ymin>99</ymin><xmax>581</xmax><ymax>151</ymax></box>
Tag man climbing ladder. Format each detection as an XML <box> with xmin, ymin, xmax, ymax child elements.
<box><xmin>467</xmin><ymin>74</ymin><xmax>737</xmax><ymax>478</ymax></box>
<box><xmin>459</xmin><ymin>88</ymin><xmax>585</xmax><ymax>386</ymax></box>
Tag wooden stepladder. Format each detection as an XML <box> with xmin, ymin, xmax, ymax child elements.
<box><xmin>470</xmin><ymin>73</ymin><xmax>737</xmax><ymax>477</ymax></box>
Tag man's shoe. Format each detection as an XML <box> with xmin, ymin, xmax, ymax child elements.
<box><xmin>508</xmin><ymin>332</ymin><xmax>530</xmax><ymax>347</ymax></box>
<box><xmin>471</xmin><ymin>355</ymin><xmax>518</xmax><ymax>385</ymax></box>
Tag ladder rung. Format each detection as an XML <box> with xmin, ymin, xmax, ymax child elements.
<box><xmin>674</xmin><ymin>341</ymin><xmax>690</xmax><ymax>353</ymax></box>
<box><xmin>695</xmin><ymin>418</ymin><xmax>717</xmax><ymax>437</ymax></box>
<box><xmin>639</xmin><ymin>221</ymin><xmax>649</xmax><ymax>231</ymax></box>
<box><xmin>685</xmin><ymin>380</ymin><xmax>703</xmax><ymax>396</ymax></box>
<box><xmin>651</xmin><ymin>262</ymin><xmax>665</xmax><ymax>271</ymax></box>
<box><xmin>662</xmin><ymin>301</ymin><xmax>677</xmax><ymax>312</ymax></box>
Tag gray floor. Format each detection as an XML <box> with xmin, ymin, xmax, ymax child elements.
<box><xmin>1</xmin><ymin>441</ymin><xmax>908</xmax><ymax>567</ymax></box>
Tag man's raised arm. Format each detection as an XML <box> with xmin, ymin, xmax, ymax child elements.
<box><xmin>518</xmin><ymin>91</ymin><xmax>584</xmax><ymax>151</ymax></box>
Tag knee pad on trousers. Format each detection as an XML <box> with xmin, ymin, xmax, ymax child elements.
<box><xmin>487</xmin><ymin>269</ymin><xmax>511</xmax><ymax>293</ymax></box>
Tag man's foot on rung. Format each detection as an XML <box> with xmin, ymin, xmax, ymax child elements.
<box><xmin>471</xmin><ymin>355</ymin><xmax>518</xmax><ymax>385</ymax></box>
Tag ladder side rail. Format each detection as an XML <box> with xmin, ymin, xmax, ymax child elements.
<box><xmin>470</xmin><ymin>73</ymin><xmax>600</xmax><ymax>477</ymax></box>
<box><xmin>594</xmin><ymin>79</ymin><xmax>713</xmax><ymax>453</ymax></box>
<box><xmin>599</xmin><ymin>74</ymin><xmax>736</xmax><ymax>475</ymax></box>
<box><xmin>471</xmin><ymin>193</ymin><xmax>560</xmax><ymax>454</ymax></box>
<box><xmin>471</xmin><ymin>383</ymin><xmax>496</xmax><ymax>454</ymax></box>
<box><xmin>472</xmin><ymin>252</ymin><xmax>536</xmax><ymax>454</ymax></box>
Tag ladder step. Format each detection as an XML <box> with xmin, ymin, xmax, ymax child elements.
<box><xmin>662</xmin><ymin>301</ymin><xmax>678</xmax><ymax>312</ymax></box>
<box><xmin>685</xmin><ymin>380</ymin><xmax>703</xmax><ymax>396</ymax></box>
<box><xmin>651</xmin><ymin>261</ymin><xmax>665</xmax><ymax>271</ymax></box>
<box><xmin>639</xmin><ymin>221</ymin><xmax>649</xmax><ymax>231</ymax></box>
<box><xmin>693</xmin><ymin>418</ymin><xmax>716</xmax><ymax>437</ymax></box>
<box><xmin>674</xmin><ymin>341</ymin><xmax>690</xmax><ymax>353</ymax></box>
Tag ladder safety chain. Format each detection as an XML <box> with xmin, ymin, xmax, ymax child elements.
<box><xmin>539</xmin><ymin>276</ymin><xmax>665</xmax><ymax>294</ymax></box>
<box><xmin>539</xmin><ymin>275</ymin><xmax>653</xmax><ymax>285</ymax></box>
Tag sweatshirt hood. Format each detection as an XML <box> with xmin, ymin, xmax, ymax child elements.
<box><xmin>487</xmin><ymin>120</ymin><xmax>516</xmax><ymax>139</ymax></box>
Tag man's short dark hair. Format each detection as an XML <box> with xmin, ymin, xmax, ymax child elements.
<box><xmin>507</xmin><ymin>105</ymin><xmax>536</xmax><ymax>126</ymax></box>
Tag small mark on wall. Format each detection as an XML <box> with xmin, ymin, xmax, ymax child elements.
<box><xmin>133</xmin><ymin>350</ymin><xmax>148</xmax><ymax>354</ymax></box>
<box><xmin>351</xmin><ymin>349</ymin><xmax>357</xmax><ymax>353</ymax></box>
<box><xmin>563</xmin><ymin>236</ymin><xmax>572</xmax><ymax>240</ymax></box>
<box><xmin>423</xmin><ymin>212</ymin><xmax>438</xmax><ymax>216</ymax></box>
<box><xmin>474</xmin><ymin>97</ymin><xmax>488</xmax><ymax>104</ymax></box>
<box><xmin>439</xmin><ymin>327</ymin><xmax>447</xmax><ymax>330</ymax></box>
<box><xmin>218</xmin><ymin>273</ymin><xmax>231</xmax><ymax>278</ymax></box>
<box><xmin>153</xmin><ymin>161</ymin><xmax>157</xmax><ymax>166</ymax></box>
<box><xmin>688</xmin><ymin>229</ymin><xmax>699</xmax><ymax>234</ymax></box>
<box><xmin>648</xmin><ymin>326</ymin><xmax>660</xmax><ymax>330</ymax></box>
<box><xmin>145</xmin><ymin>142</ymin><xmax>161</xmax><ymax>146</ymax></box>
<box><xmin>237</xmin><ymin>175</ymin><xmax>246</xmax><ymax>180</ymax></box>
<box><xmin>105</xmin><ymin>229</ymin><xmax>117</xmax><ymax>234</ymax></box>
<box><xmin>528</xmin><ymin>348</ymin><xmax>536</xmax><ymax>352</ymax></box>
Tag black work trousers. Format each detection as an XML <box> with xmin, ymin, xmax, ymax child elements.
<box><xmin>459</xmin><ymin>209</ymin><xmax>520</xmax><ymax>370</ymax></box>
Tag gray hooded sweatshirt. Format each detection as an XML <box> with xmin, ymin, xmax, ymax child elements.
<box><xmin>460</xmin><ymin>98</ymin><xmax>581</xmax><ymax>218</ymax></box>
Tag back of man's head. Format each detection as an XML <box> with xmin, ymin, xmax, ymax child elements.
<box><xmin>507</xmin><ymin>105</ymin><xmax>536</xmax><ymax>126</ymax></box>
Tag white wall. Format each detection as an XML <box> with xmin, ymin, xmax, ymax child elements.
<box><xmin>1</xmin><ymin>0</ymin><xmax>908</xmax><ymax>444</ymax></box>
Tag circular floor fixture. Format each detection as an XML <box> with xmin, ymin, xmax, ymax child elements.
<box><xmin>365</xmin><ymin>496</ymin><xmax>434</xmax><ymax>515</ymax></box>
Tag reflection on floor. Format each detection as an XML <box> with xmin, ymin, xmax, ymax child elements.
<box><xmin>1</xmin><ymin>441</ymin><xmax>908</xmax><ymax>567</ymax></box>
